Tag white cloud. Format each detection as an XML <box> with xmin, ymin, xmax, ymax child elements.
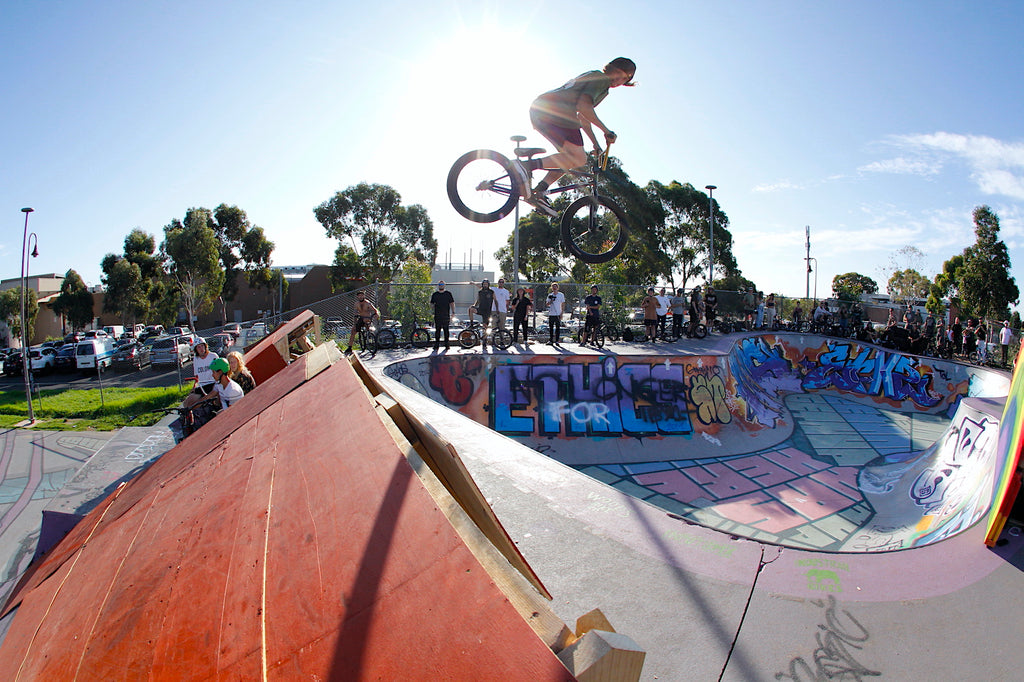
<box><xmin>858</xmin><ymin>157</ymin><xmax>941</xmax><ymax>176</ymax></box>
<box><xmin>882</xmin><ymin>132</ymin><xmax>1024</xmax><ymax>199</ymax></box>
<box><xmin>752</xmin><ymin>179</ymin><xmax>804</xmax><ymax>193</ymax></box>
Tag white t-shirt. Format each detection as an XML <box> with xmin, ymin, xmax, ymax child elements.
<box><xmin>492</xmin><ymin>287</ymin><xmax>510</xmax><ymax>313</ymax></box>
<box><xmin>213</xmin><ymin>378</ymin><xmax>245</xmax><ymax>409</ymax></box>
<box><xmin>655</xmin><ymin>295</ymin><xmax>669</xmax><ymax>316</ymax></box>
<box><xmin>194</xmin><ymin>352</ymin><xmax>220</xmax><ymax>386</ymax></box>
<box><xmin>546</xmin><ymin>290</ymin><xmax>565</xmax><ymax>316</ymax></box>
<box><xmin>1000</xmin><ymin>326</ymin><xmax>1013</xmax><ymax>344</ymax></box>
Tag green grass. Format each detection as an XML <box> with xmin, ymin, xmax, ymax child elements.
<box><xmin>0</xmin><ymin>385</ymin><xmax>191</xmax><ymax>431</ymax></box>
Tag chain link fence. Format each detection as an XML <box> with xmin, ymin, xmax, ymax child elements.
<box><xmin>192</xmin><ymin>282</ymin><xmax>1021</xmax><ymax>362</ymax></box>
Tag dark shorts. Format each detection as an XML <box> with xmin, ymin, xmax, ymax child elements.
<box><xmin>530</xmin><ymin>109</ymin><xmax>583</xmax><ymax>148</ymax></box>
<box><xmin>193</xmin><ymin>382</ymin><xmax>216</xmax><ymax>396</ymax></box>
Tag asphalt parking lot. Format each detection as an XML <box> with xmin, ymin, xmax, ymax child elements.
<box><xmin>0</xmin><ymin>360</ymin><xmax>195</xmax><ymax>392</ymax></box>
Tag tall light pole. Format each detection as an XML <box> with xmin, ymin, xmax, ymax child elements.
<box><xmin>705</xmin><ymin>185</ymin><xmax>717</xmax><ymax>285</ymax></box>
<box><xmin>20</xmin><ymin>208</ymin><xmax>38</xmax><ymax>423</ymax></box>
<box><xmin>807</xmin><ymin>257</ymin><xmax>818</xmax><ymax>302</ymax></box>
<box><xmin>511</xmin><ymin>135</ymin><xmax>526</xmax><ymax>286</ymax></box>
<box><xmin>804</xmin><ymin>225</ymin><xmax>811</xmax><ymax>300</ymax></box>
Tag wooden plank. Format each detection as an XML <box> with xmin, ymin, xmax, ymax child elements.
<box><xmin>557</xmin><ymin>630</ymin><xmax>646</xmax><ymax>682</ymax></box>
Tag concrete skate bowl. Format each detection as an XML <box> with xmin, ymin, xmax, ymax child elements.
<box><xmin>381</xmin><ymin>334</ymin><xmax>1012</xmax><ymax>553</ymax></box>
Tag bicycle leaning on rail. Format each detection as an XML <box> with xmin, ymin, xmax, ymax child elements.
<box><xmin>447</xmin><ymin>139</ymin><xmax>629</xmax><ymax>264</ymax></box>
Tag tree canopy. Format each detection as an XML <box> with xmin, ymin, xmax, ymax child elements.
<box><xmin>887</xmin><ymin>268</ymin><xmax>930</xmax><ymax>305</ymax></box>
<box><xmin>929</xmin><ymin>206</ymin><xmax>1019</xmax><ymax>320</ymax></box>
<box><xmin>314</xmin><ymin>183</ymin><xmax>438</xmax><ymax>287</ymax></box>
<box><xmin>52</xmin><ymin>269</ymin><xmax>94</xmax><ymax>332</ymax></box>
<box><xmin>162</xmin><ymin>208</ymin><xmax>225</xmax><ymax>326</ymax></box>
<box><xmin>0</xmin><ymin>287</ymin><xmax>38</xmax><ymax>344</ymax></box>
<box><xmin>832</xmin><ymin>272</ymin><xmax>878</xmax><ymax>301</ymax></box>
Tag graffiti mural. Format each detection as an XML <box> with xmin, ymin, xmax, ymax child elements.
<box><xmin>384</xmin><ymin>333</ymin><xmax>1011</xmax><ymax>552</ymax></box>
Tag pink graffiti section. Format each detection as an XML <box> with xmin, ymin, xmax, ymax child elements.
<box><xmin>635</xmin><ymin>449</ymin><xmax>862</xmax><ymax>534</ymax></box>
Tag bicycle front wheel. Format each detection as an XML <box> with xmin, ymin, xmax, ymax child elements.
<box><xmin>447</xmin><ymin>149</ymin><xmax>520</xmax><ymax>223</ymax></box>
<box><xmin>560</xmin><ymin>195</ymin><xmax>629</xmax><ymax>264</ymax></box>
<box><xmin>458</xmin><ymin>329</ymin><xmax>479</xmax><ymax>349</ymax></box>
<box><xmin>493</xmin><ymin>329</ymin><xmax>513</xmax><ymax>350</ymax></box>
<box><xmin>694</xmin><ymin>324</ymin><xmax>707</xmax><ymax>340</ymax></box>
<box><xmin>593</xmin><ymin>329</ymin><xmax>605</xmax><ymax>349</ymax></box>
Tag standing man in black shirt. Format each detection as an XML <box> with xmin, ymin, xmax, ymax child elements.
<box><xmin>580</xmin><ymin>285</ymin><xmax>602</xmax><ymax>346</ymax></box>
<box><xmin>473</xmin><ymin>280</ymin><xmax>497</xmax><ymax>349</ymax></box>
<box><xmin>429</xmin><ymin>281</ymin><xmax>455</xmax><ymax>351</ymax></box>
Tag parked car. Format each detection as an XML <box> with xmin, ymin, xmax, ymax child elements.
<box><xmin>222</xmin><ymin>323</ymin><xmax>242</xmax><ymax>338</ymax></box>
<box><xmin>3</xmin><ymin>350</ymin><xmax>23</xmax><ymax>376</ymax></box>
<box><xmin>102</xmin><ymin>325</ymin><xmax>125</xmax><ymax>339</ymax></box>
<box><xmin>207</xmin><ymin>333</ymin><xmax>235</xmax><ymax>355</ymax></box>
<box><xmin>84</xmin><ymin>329</ymin><xmax>109</xmax><ymax>339</ymax></box>
<box><xmin>112</xmin><ymin>341</ymin><xmax>153</xmax><ymax>371</ymax></box>
<box><xmin>76</xmin><ymin>338</ymin><xmax>116</xmax><ymax>373</ymax></box>
<box><xmin>28</xmin><ymin>347</ymin><xmax>58</xmax><ymax>374</ymax></box>
<box><xmin>63</xmin><ymin>331</ymin><xmax>85</xmax><ymax>345</ymax></box>
<box><xmin>54</xmin><ymin>345</ymin><xmax>78</xmax><ymax>372</ymax></box>
<box><xmin>151</xmin><ymin>336</ymin><xmax>192</xmax><ymax>367</ymax></box>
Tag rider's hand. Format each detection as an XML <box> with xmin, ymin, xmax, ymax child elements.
<box><xmin>604</xmin><ymin>130</ymin><xmax>617</xmax><ymax>144</ymax></box>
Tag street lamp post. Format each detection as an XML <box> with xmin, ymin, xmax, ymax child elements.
<box><xmin>511</xmin><ymin>135</ymin><xmax>526</xmax><ymax>286</ymax></box>
<box><xmin>807</xmin><ymin>257</ymin><xmax>818</xmax><ymax>302</ymax></box>
<box><xmin>20</xmin><ymin>208</ymin><xmax>38</xmax><ymax>423</ymax></box>
<box><xmin>705</xmin><ymin>185</ymin><xmax>717</xmax><ymax>285</ymax></box>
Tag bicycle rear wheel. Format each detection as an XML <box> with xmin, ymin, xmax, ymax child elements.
<box><xmin>560</xmin><ymin>194</ymin><xmax>628</xmax><ymax>263</ymax></box>
<box><xmin>458</xmin><ymin>329</ymin><xmax>479</xmax><ymax>349</ymax></box>
<box><xmin>410</xmin><ymin>327</ymin><xmax>431</xmax><ymax>348</ymax></box>
<box><xmin>376</xmin><ymin>329</ymin><xmax>396</xmax><ymax>350</ymax></box>
<box><xmin>593</xmin><ymin>328</ymin><xmax>605</xmax><ymax>349</ymax></box>
<box><xmin>447</xmin><ymin>149</ymin><xmax>520</xmax><ymax>223</ymax></box>
<box><xmin>694</xmin><ymin>324</ymin><xmax>707</xmax><ymax>340</ymax></box>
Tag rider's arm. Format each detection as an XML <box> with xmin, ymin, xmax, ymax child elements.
<box><xmin>576</xmin><ymin>95</ymin><xmax>615</xmax><ymax>143</ymax></box>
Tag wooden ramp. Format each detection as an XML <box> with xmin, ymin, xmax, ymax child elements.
<box><xmin>0</xmin><ymin>344</ymin><xmax>578</xmax><ymax>679</ymax></box>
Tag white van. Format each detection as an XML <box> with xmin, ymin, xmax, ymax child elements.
<box><xmin>102</xmin><ymin>325</ymin><xmax>125</xmax><ymax>339</ymax></box>
<box><xmin>76</xmin><ymin>338</ymin><xmax>116</xmax><ymax>372</ymax></box>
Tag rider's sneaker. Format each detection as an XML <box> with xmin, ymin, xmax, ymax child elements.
<box><xmin>527</xmin><ymin>190</ymin><xmax>558</xmax><ymax>218</ymax></box>
<box><xmin>510</xmin><ymin>159</ymin><xmax>532</xmax><ymax>199</ymax></box>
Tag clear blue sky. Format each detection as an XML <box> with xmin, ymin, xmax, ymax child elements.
<box><xmin>3</xmin><ymin>0</ymin><xmax>1023</xmax><ymax>305</ymax></box>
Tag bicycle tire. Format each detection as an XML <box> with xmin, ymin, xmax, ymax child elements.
<box><xmin>593</xmin><ymin>329</ymin><xmax>605</xmax><ymax>349</ymax></box>
<box><xmin>493</xmin><ymin>328</ymin><xmax>513</xmax><ymax>350</ymax></box>
<box><xmin>410</xmin><ymin>327</ymin><xmax>432</xmax><ymax>348</ymax></box>
<box><xmin>458</xmin><ymin>329</ymin><xmax>479</xmax><ymax>349</ymax></box>
<box><xmin>364</xmin><ymin>331</ymin><xmax>377</xmax><ymax>355</ymax></box>
<box><xmin>376</xmin><ymin>329</ymin><xmax>396</xmax><ymax>350</ymax></box>
<box><xmin>447</xmin><ymin>149</ymin><xmax>520</xmax><ymax>223</ymax></box>
<box><xmin>694</xmin><ymin>324</ymin><xmax>707</xmax><ymax>340</ymax></box>
<box><xmin>560</xmin><ymin>194</ymin><xmax>629</xmax><ymax>263</ymax></box>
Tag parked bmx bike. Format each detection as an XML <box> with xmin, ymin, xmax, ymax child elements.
<box><xmin>447</xmin><ymin>139</ymin><xmax>629</xmax><ymax>264</ymax></box>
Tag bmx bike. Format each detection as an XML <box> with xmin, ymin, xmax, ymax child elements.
<box><xmin>447</xmin><ymin>139</ymin><xmax>629</xmax><ymax>264</ymax></box>
<box><xmin>458</xmin><ymin>317</ymin><xmax>513</xmax><ymax>351</ymax></box>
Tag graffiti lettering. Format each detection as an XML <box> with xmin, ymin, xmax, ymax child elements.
<box><xmin>776</xmin><ymin>596</ymin><xmax>880</xmax><ymax>681</ymax></box>
<box><xmin>803</xmin><ymin>342</ymin><xmax>939</xmax><ymax>407</ymax></box>
<box><xmin>910</xmin><ymin>415</ymin><xmax>995</xmax><ymax>516</ymax></box>
<box><xmin>805</xmin><ymin>569</ymin><xmax>842</xmax><ymax>593</ymax></box>
<box><xmin>428</xmin><ymin>356</ymin><xmax>483</xmax><ymax>406</ymax></box>
<box><xmin>489</xmin><ymin>359</ymin><xmax>698</xmax><ymax>437</ymax></box>
<box><xmin>690</xmin><ymin>373</ymin><xmax>731</xmax><ymax>425</ymax></box>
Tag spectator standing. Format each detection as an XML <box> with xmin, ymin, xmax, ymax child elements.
<box><xmin>640</xmin><ymin>287</ymin><xmax>659</xmax><ymax>342</ymax></box>
<box><xmin>492</xmin><ymin>278</ymin><xmax>511</xmax><ymax>331</ymax></box>
<box><xmin>688</xmin><ymin>287</ymin><xmax>704</xmax><ymax>336</ymax></box>
<box><xmin>580</xmin><ymin>285</ymin><xmax>602</xmax><ymax>345</ymax></box>
<box><xmin>655</xmin><ymin>288</ymin><xmax>670</xmax><ymax>339</ymax></box>
<box><xmin>951</xmin><ymin>317</ymin><xmax>963</xmax><ymax>354</ymax></box>
<box><xmin>742</xmin><ymin>288</ymin><xmax>756</xmax><ymax>329</ymax></box>
<box><xmin>704</xmin><ymin>286</ymin><xmax>718</xmax><ymax>329</ymax></box>
<box><xmin>473</xmin><ymin>280</ymin><xmax>496</xmax><ymax>348</ymax></box>
<box><xmin>511</xmin><ymin>288</ymin><xmax>533</xmax><ymax>345</ymax></box>
<box><xmin>764</xmin><ymin>293</ymin><xmax>777</xmax><ymax>330</ymax></box>
<box><xmin>430</xmin><ymin>281</ymin><xmax>456</xmax><ymax>351</ymax></box>
<box><xmin>792</xmin><ymin>303</ymin><xmax>804</xmax><ymax>330</ymax></box>
<box><xmin>546</xmin><ymin>283</ymin><xmax>565</xmax><ymax>344</ymax></box>
<box><xmin>999</xmin><ymin>321</ymin><xmax>1014</xmax><ymax>366</ymax></box>
<box><xmin>754</xmin><ymin>291</ymin><xmax>765</xmax><ymax>329</ymax></box>
<box><xmin>345</xmin><ymin>290</ymin><xmax>379</xmax><ymax>354</ymax></box>
<box><xmin>670</xmin><ymin>288</ymin><xmax>687</xmax><ymax>339</ymax></box>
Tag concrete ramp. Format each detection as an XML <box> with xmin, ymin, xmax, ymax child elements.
<box><xmin>382</xmin><ymin>333</ymin><xmax>1011</xmax><ymax>552</ymax></box>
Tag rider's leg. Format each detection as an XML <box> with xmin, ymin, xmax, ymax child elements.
<box><xmin>528</xmin><ymin>141</ymin><xmax>587</xmax><ymax>194</ymax></box>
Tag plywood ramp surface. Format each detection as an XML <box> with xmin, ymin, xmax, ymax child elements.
<box><xmin>0</xmin><ymin>356</ymin><xmax>574</xmax><ymax>680</ymax></box>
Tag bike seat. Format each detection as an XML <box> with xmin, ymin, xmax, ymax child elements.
<box><xmin>514</xmin><ymin>147</ymin><xmax>546</xmax><ymax>159</ymax></box>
